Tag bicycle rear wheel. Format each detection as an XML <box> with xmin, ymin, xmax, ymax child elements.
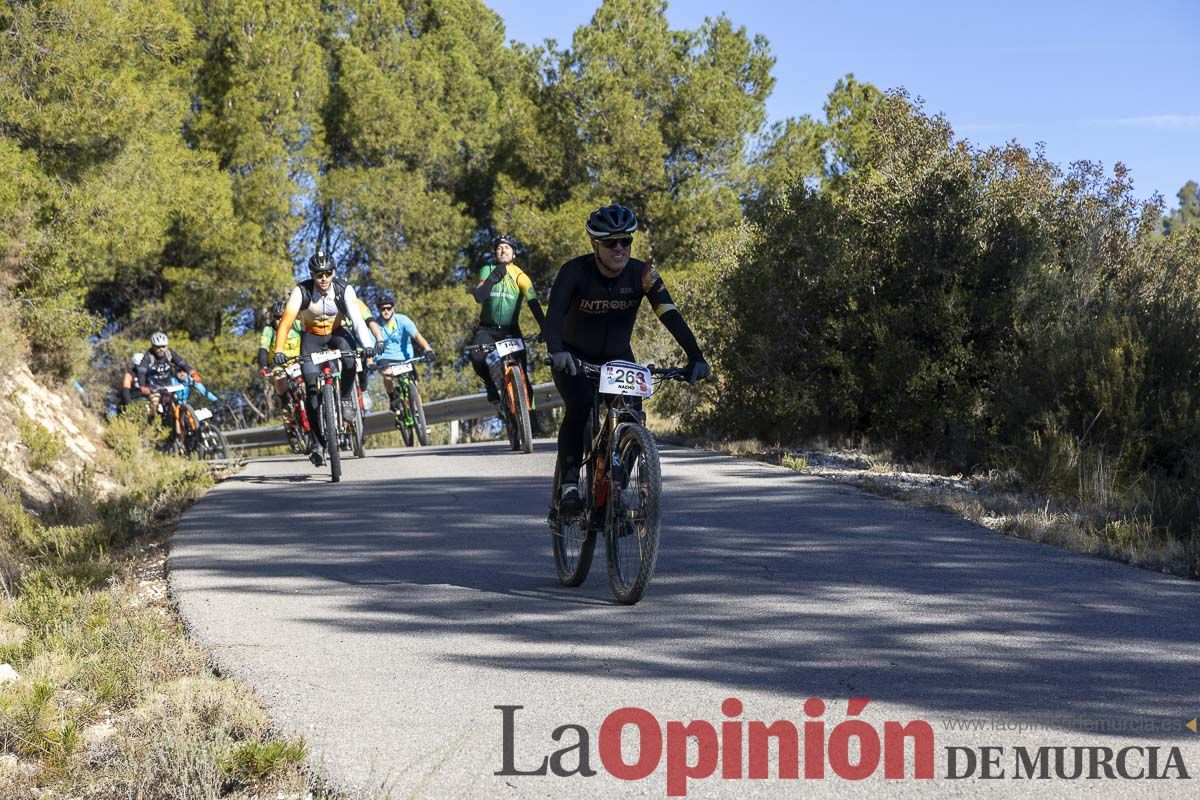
<box><xmin>605</xmin><ymin>425</ymin><xmax>662</xmax><ymax>605</ymax></box>
<box><xmin>320</xmin><ymin>383</ymin><xmax>341</xmax><ymax>482</ymax></box>
<box><xmin>551</xmin><ymin>454</ymin><xmax>596</xmax><ymax>586</ymax></box>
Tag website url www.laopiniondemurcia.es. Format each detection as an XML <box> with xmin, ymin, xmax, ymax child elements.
<box><xmin>940</xmin><ymin>716</ymin><xmax>1187</xmax><ymax>734</ymax></box>
<box><xmin>495</xmin><ymin>699</ymin><xmax>1195</xmax><ymax>796</ymax></box>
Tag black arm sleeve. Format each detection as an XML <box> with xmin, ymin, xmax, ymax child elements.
<box><xmin>137</xmin><ymin>361</ymin><xmax>151</xmax><ymax>389</ymax></box>
<box><xmin>471</xmin><ymin>266</ymin><xmax>506</xmax><ymax>303</ymax></box>
<box><xmin>171</xmin><ymin>352</ymin><xmax>194</xmax><ymax>374</ymax></box>
<box><xmin>527</xmin><ymin>299</ymin><xmax>547</xmax><ymax>333</ymax></box>
<box><xmin>121</xmin><ymin>386</ymin><xmax>132</xmax><ymax>404</ymax></box>
<box><xmin>543</xmin><ymin>264</ymin><xmax>578</xmax><ymax>353</ymax></box>
<box><xmin>659</xmin><ymin>309</ymin><xmax>703</xmax><ymax>363</ymax></box>
<box><xmin>257</xmin><ymin>348</ymin><xmax>268</xmax><ymax>368</ymax></box>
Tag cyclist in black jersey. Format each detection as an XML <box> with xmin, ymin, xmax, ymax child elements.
<box><xmin>137</xmin><ymin>331</ymin><xmax>201</xmax><ymax>443</ymax></box>
<box><xmin>544</xmin><ymin>204</ymin><xmax>710</xmax><ymax>513</ymax></box>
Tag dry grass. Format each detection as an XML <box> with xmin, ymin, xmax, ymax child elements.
<box><xmin>0</xmin><ymin>414</ymin><xmax>313</xmax><ymax>797</ymax></box>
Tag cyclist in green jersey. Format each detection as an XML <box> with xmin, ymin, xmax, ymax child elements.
<box><xmin>258</xmin><ymin>300</ymin><xmax>302</xmax><ymax>414</ymax></box>
<box><xmin>467</xmin><ymin>235</ymin><xmax>546</xmax><ymax>403</ymax></box>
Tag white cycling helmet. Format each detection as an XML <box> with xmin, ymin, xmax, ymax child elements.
<box><xmin>150</xmin><ymin>331</ymin><xmax>168</xmax><ymax>348</ymax></box>
<box><xmin>131</xmin><ymin>352</ymin><xmax>145</xmax><ymax>367</ymax></box>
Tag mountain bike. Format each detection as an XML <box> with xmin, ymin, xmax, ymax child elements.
<box><xmin>304</xmin><ymin>348</ymin><xmax>363</xmax><ymax>482</ymax></box>
<box><xmin>341</xmin><ymin>350</ymin><xmax>368</xmax><ymax>459</ymax></box>
<box><xmin>271</xmin><ymin>359</ymin><xmax>310</xmax><ymax>455</ymax></box>
<box><xmin>378</xmin><ymin>355</ymin><xmax>430</xmax><ymax>447</ymax></box>
<box><xmin>465</xmin><ymin>336</ymin><xmax>536</xmax><ymax>454</ymax></box>
<box><xmin>159</xmin><ymin>377</ymin><xmax>229</xmax><ymax>460</ymax></box>
<box><xmin>546</xmin><ymin>358</ymin><xmax>691</xmax><ymax>605</ymax></box>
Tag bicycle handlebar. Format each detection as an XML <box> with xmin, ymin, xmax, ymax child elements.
<box><xmin>276</xmin><ymin>348</ymin><xmax>368</xmax><ymax>369</ymax></box>
<box><xmin>463</xmin><ymin>335</ymin><xmax>538</xmax><ymax>355</ymax></box>
<box><xmin>541</xmin><ymin>356</ymin><xmax>694</xmax><ymax>382</ymax></box>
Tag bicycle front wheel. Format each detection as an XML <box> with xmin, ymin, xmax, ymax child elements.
<box><xmin>605</xmin><ymin>425</ymin><xmax>662</xmax><ymax>605</ymax></box>
<box><xmin>409</xmin><ymin>382</ymin><xmax>429</xmax><ymax>446</ymax></box>
<box><xmin>320</xmin><ymin>383</ymin><xmax>341</xmax><ymax>482</ymax></box>
<box><xmin>350</xmin><ymin>393</ymin><xmax>366</xmax><ymax>458</ymax></box>
<box><xmin>397</xmin><ymin>380</ymin><xmax>415</xmax><ymax>447</ymax></box>
<box><xmin>180</xmin><ymin>407</ymin><xmax>201</xmax><ymax>459</ymax></box>
<box><xmin>200</xmin><ymin>424</ymin><xmax>229</xmax><ymax>460</ymax></box>
<box><xmin>510</xmin><ymin>367</ymin><xmax>533</xmax><ymax>454</ymax></box>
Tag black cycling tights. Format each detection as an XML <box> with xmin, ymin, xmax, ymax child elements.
<box><xmin>300</xmin><ymin>330</ymin><xmax>357</xmax><ymax>447</ymax></box>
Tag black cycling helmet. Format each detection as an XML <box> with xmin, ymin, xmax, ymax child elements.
<box><xmin>493</xmin><ymin>234</ymin><xmax>518</xmax><ymax>249</ymax></box>
<box><xmin>377</xmin><ymin>291</ymin><xmax>396</xmax><ymax>307</ymax></box>
<box><xmin>585</xmin><ymin>204</ymin><xmax>638</xmax><ymax>238</ymax></box>
<box><xmin>307</xmin><ymin>249</ymin><xmax>334</xmax><ymax>274</ymax></box>
<box><xmin>270</xmin><ymin>300</ymin><xmax>286</xmax><ymax>320</ymax></box>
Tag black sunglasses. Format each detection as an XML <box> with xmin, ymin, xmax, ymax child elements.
<box><xmin>379</xmin><ymin>305</ymin><xmax>394</xmax><ymax>312</ymax></box>
<box><xmin>313</xmin><ymin>270</ymin><xmax>334</xmax><ymax>279</ymax></box>
<box><xmin>597</xmin><ymin>237</ymin><xmax>633</xmax><ymax>249</ymax></box>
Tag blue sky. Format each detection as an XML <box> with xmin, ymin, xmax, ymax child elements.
<box><xmin>485</xmin><ymin>0</ymin><xmax>1199</xmax><ymax>207</ymax></box>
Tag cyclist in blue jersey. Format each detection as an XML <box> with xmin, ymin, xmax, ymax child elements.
<box><xmin>374</xmin><ymin>291</ymin><xmax>435</xmax><ymax>407</ymax></box>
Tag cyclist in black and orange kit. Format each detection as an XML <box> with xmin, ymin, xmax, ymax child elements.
<box><xmin>273</xmin><ymin>250</ymin><xmax>381</xmax><ymax>466</ymax></box>
<box><xmin>543</xmin><ymin>205</ymin><xmax>710</xmax><ymax>514</ymax></box>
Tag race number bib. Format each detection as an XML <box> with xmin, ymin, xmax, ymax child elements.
<box><xmin>163</xmin><ymin>383</ymin><xmax>186</xmax><ymax>395</ymax></box>
<box><xmin>495</xmin><ymin>338</ymin><xmax>524</xmax><ymax>357</ymax></box>
<box><xmin>285</xmin><ymin>363</ymin><xmax>302</xmax><ymax>378</ymax></box>
<box><xmin>383</xmin><ymin>362</ymin><xmax>413</xmax><ymax>376</ymax></box>
<box><xmin>193</xmin><ymin>408</ymin><xmax>213</xmax><ymax>422</ymax></box>
<box><xmin>311</xmin><ymin>350</ymin><xmax>341</xmax><ymax>365</ymax></box>
<box><xmin>599</xmin><ymin>360</ymin><xmax>652</xmax><ymax>397</ymax></box>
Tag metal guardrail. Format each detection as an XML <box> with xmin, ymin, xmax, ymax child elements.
<box><xmin>223</xmin><ymin>382</ymin><xmax>563</xmax><ymax>451</ymax></box>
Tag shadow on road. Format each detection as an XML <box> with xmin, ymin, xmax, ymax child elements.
<box><xmin>174</xmin><ymin>446</ymin><xmax>1200</xmax><ymax>737</ymax></box>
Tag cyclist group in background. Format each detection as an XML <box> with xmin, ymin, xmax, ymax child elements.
<box><xmin>115</xmin><ymin>204</ymin><xmax>710</xmax><ymax>512</ymax></box>
<box><xmin>116</xmin><ymin>331</ymin><xmax>211</xmax><ymax>448</ymax></box>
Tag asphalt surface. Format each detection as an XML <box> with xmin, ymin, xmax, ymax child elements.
<box><xmin>171</xmin><ymin>439</ymin><xmax>1200</xmax><ymax>798</ymax></box>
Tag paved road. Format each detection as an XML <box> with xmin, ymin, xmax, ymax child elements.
<box><xmin>171</xmin><ymin>440</ymin><xmax>1200</xmax><ymax>798</ymax></box>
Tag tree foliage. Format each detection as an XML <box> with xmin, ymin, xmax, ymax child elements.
<box><xmin>700</xmin><ymin>91</ymin><xmax>1200</xmax><ymax>541</ymax></box>
<box><xmin>494</xmin><ymin>0</ymin><xmax>774</xmax><ymax>269</ymax></box>
<box><xmin>320</xmin><ymin>0</ymin><xmax>511</xmax><ymax>291</ymax></box>
<box><xmin>184</xmin><ymin>0</ymin><xmax>329</xmax><ymax>303</ymax></box>
<box><xmin>4</xmin><ymin>0</ymin><xmax>1198</xmax><ymax>555</ymax></box>
<box><xmin>1163</xmin><ymin>180</ymin><xmax>1200</xmax><ymax>235</ymax></box>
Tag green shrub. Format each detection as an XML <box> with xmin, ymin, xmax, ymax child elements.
<box><xmin>781</xmin><ymin>454</ymin><xmax>808</xmax><ymax>472</ymax></box>
<box><xmin>221</xmin><ymin>737</ymin><xmax>308</xmax><ymax>783</ymax></box>
<box><xmin>16</xmin><ymin>411</ymin><xmax>66</xmax><ymax>472</ymax></box>
<box><xmin>0</xmin><ymin>680</ymin><xmax>80</xmax><ymax>767</ymax></box>
<box><xmin>697</xmin><ymin>91</ymin><xmax>1200</xmax><ymax>553</ymax></box>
